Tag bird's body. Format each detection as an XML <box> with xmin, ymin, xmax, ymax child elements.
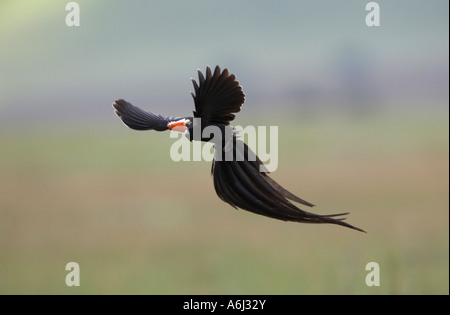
<box><xmin>113</xmin><ymin>65</ymin><xmax>364</xmax><ymax>232</ymax></box>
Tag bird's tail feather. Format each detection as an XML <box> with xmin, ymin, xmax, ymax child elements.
<box><xmin>212</xmin><ymin>141</ymin><xmax>365</xmax><ymax>233</ymax></box>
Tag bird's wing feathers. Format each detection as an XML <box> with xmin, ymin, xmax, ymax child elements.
<box><xmin>113</xmin><ymin>99</ymin><xmax>191</xmax><ymax>131</ymax></box>
<box><xmin>191</xmin><ymin>65</ymin><xmax>245</xmax><ymax>125</ymax></box>
<box><xmin>113</xmin><ymin>65</ymin><xmax>243</xmax><ymax>130</ymax></box>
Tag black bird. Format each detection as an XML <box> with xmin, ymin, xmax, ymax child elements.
<box><xmin>113</xmin><ymin>65</ymin><xmax>364</xmax><ymax>232</ymax></box>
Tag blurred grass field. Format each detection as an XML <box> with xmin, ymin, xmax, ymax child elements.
<box><xmin>0</xmin><ymin>110</ymin><xmax>448</xmax><ymax>294</ymax></box>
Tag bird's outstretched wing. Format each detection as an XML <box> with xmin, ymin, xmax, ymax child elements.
<box><xmin>191</xmin><ymin>65</ymin><xmax>245</xmax><ymax>126</ymax></box>
<box><xmin>113</xmin><ymin>99</ymin><xmax>191</xmax><ymax>131</ymax></box>
<box><xmin>212</xmin><ymin>139</ymin><xmax>366</xmax><ymax>233</ymax></box>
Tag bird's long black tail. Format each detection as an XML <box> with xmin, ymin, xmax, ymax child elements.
<box><xmin>211</xmin><ymin>140</ymin><xmax>365</xmax><ymax>232</ymax></box>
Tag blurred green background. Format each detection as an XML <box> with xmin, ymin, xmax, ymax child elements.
<box><xmin>0</xmin><ymin>1</ymin><xmax>448</xmax><ymax>294</ymax></box>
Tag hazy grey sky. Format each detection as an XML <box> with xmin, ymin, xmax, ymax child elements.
<box><xmin>0</xmin><ymin>1</ymin><xmax>448</xmax><ymax>126</ymax></box>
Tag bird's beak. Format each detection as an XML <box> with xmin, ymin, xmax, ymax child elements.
<box><xmin>168</xmin><ymin>119</ymin><xmax>190</xmax><ymax>132</ymax></box>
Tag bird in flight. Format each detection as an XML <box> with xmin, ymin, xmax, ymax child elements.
<box><xmin>112</xmin><ymin>65</ymin><xmax>364</xmax><ymax>232</ymax></box>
